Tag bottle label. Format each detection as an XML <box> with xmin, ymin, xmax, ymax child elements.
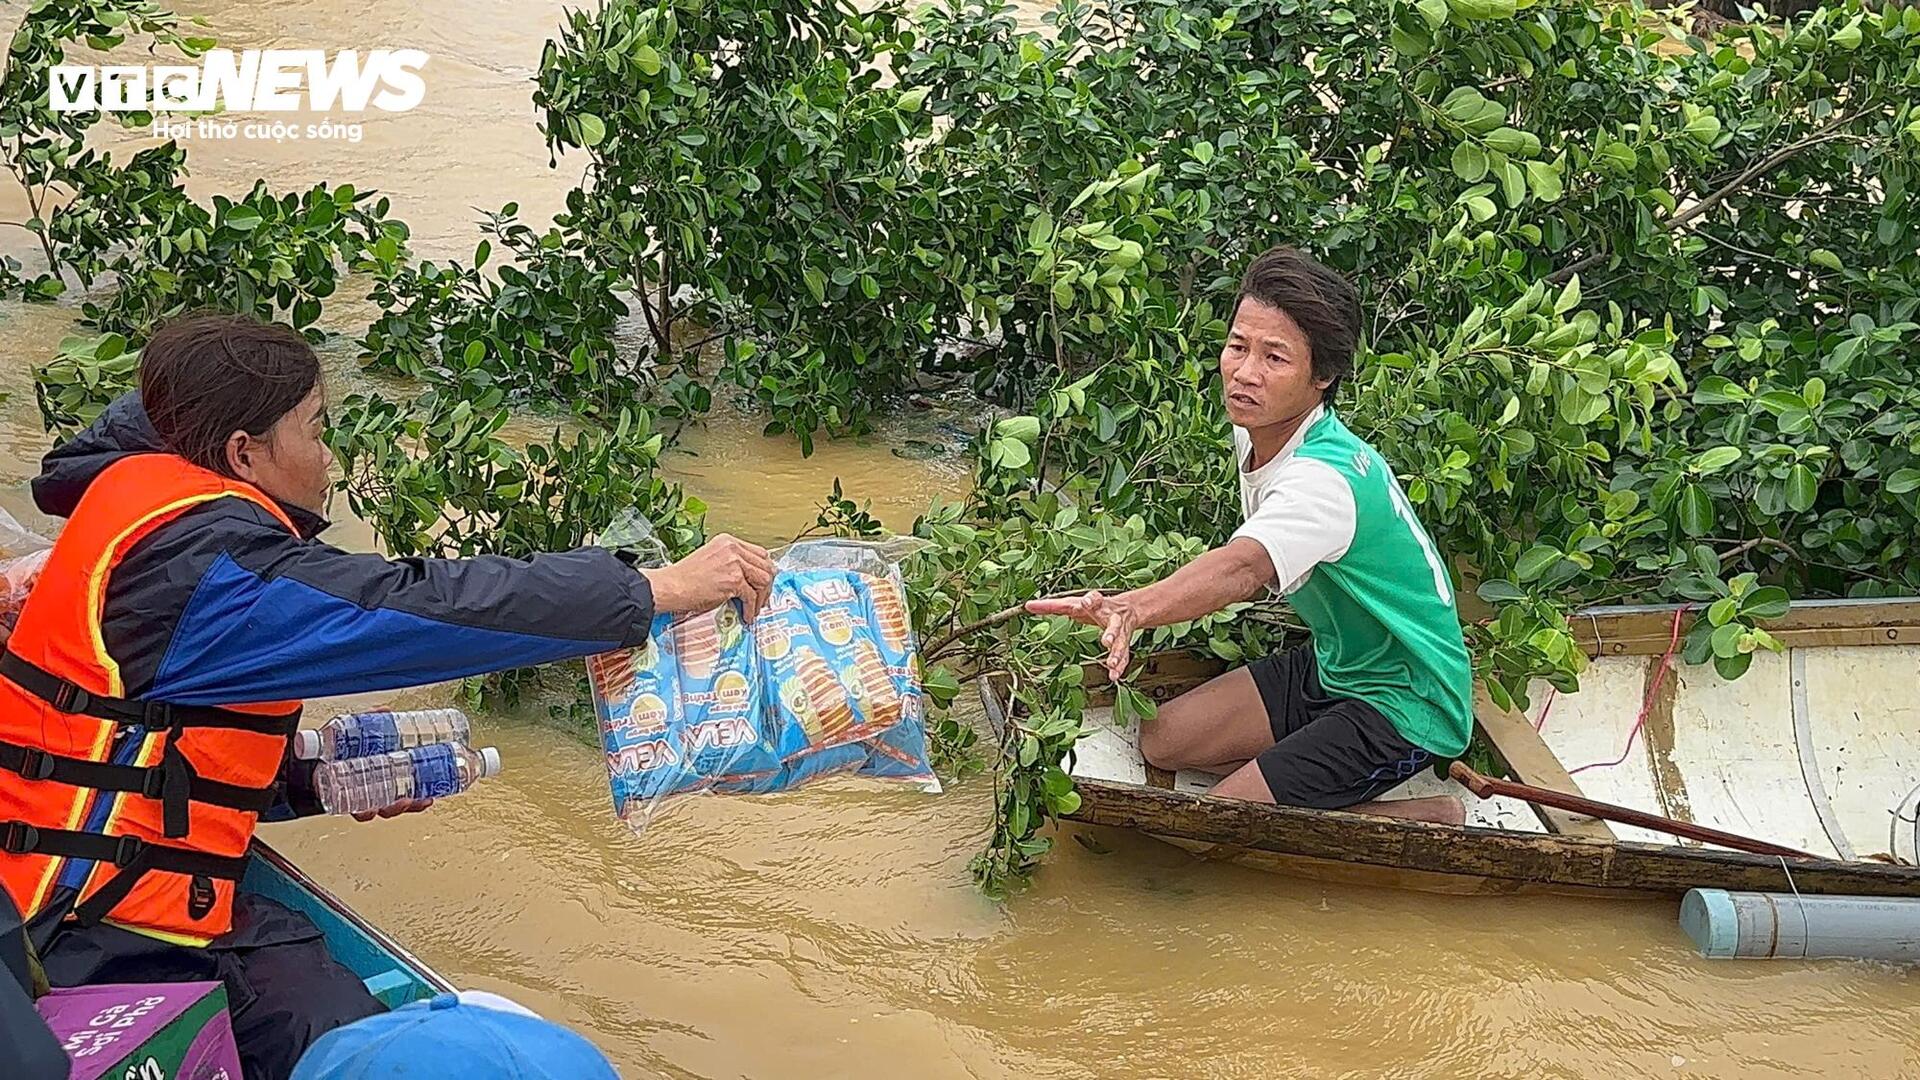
<box><xmin>411</xmin><ymin>743</ymin><xmax>463</xmax><ymax>798</ymax></box>
<box><xmin>337</xmin><ymin>712</ymin><xmax>402</xmax><ymax>759</ymax></box>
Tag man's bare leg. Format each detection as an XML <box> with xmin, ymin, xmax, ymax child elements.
<box><xmin>1138</xmin><ymin>666</ymin><xmax>1278</xmax><ymax>773</ymax></box>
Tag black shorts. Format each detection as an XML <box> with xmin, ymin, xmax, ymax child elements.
<box><xmin>1247</xmin><ymin>645</ymin><xmax>1433</xmax><ymax>809</ymax></box>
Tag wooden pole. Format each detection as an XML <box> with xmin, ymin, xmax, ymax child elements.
<box><xmin>1448</xmin><ymin>761</ymin><xmax>1822</xmax><ymax>861</ymax></box>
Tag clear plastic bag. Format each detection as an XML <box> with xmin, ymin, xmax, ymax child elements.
<box><xmin>589</xmin><ymin>522</ymin><xmax>940</xmax><ymax>835</ymax></box>
<box><xmin>0</xmin><ymin>507</ymin><xmax>54</xmax><ymax>637</ymax></box>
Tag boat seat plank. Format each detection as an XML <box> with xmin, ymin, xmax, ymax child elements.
<box><xmin>1474</xmin><ymin>688</ymin><xmax>1616</xmax><ymax>840</ymax></box>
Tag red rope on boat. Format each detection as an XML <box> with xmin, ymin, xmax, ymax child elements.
<box><xmin>1568</xmin><ymin>604</ymin><xmax>1690</xmax><ymax>776</ymax></box>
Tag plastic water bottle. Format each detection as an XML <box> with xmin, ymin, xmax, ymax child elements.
<box><xmin>313</xmin><ymin>742</ymin><xmax>502</xmax><ymax>816</ymax></box>
<box><xmin>292</xmin><ymin>708</ymin><xmax>472</xmax><ymax>761</ymax></box>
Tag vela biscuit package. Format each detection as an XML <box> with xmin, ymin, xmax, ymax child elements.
<box><xmin>590</xmin><ymin>538</ymin><xmax>939</xmax><ymax>833</ymax></box>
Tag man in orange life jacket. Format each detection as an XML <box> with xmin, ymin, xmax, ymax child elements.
<box><xmin>0</xmin><ymin>314</ymin><xmax>777</xmax><ymax>1079</ymax></box>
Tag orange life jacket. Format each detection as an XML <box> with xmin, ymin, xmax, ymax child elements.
<box><xmin>0</xmin><ymin>453</ymin><xmax>302</xmax><ymax>944</ymax></box>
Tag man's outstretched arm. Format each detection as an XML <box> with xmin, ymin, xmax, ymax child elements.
<box><xmin>1026</xmin><ymin>538</ymin><xmax>1276</xmax><ymax>680</ymax></box>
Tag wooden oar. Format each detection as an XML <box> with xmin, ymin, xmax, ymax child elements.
<box><xmin>1448</xmin><ymin>761</ymin><xmax>1822</xmax><ymax>860</ymax></box>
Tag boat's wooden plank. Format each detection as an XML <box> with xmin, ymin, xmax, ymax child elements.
<box><xmin>1473</xmin><ymin>687</ymin><xmax>1615</xmax><ymax>841</ymax></box>
<box><xmin>1066</xmin><ymin>779</ymin><xmax>1920</xmax><ymax>897</ymax></box>
<box><xmin>1571</xmin><ymin>598</ymin><xmax>1920</xmax><ymax>657</ymax></box>
<box><xmin>1140</xmin><ymin>832</ymin><xmax>1666</xmax><ymax>898</ymax></box>
<box><xmin>1527</xmin><ymin>661</ymin><xmax>1676</xmax><ymax>844</ymax></box>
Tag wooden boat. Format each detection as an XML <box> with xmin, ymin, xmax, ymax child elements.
<box><xmin>240</xmin><ymin>839</ymin><xmax>452</xmax><ymax>1007</ymax></box>
<box><xmin>979</xmin><ymin>597</ymin><xmax>1920</xmax><ymax>898</ymax></box>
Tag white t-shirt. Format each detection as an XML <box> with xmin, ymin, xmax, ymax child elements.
<box><xmin>1230</xmin><ymin>403</ymin><xmax>1358</xmax><ymax>594</ymax></box>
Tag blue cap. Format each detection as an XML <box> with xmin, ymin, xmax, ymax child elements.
<box><xmin>291</xmin><ymin>992</ymin><xmax>620</xmax><ymax>1079</ymax></box>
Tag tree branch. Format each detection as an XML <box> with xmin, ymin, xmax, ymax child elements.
<box><xmin>1716</xmin><ymin>535</ymin><xmax>1801</xmax><ymax>564</ymax></box>
<box><xmin>924</xmin><ymin>592</ymin><xmax>1079</xmax><ymax>660</ymax></box>
<box><xmin>1549</xmin><ymin>116</ymin><xmax>1866</xmax><ymax>284</ymax></box>
<box><xmin>1667</xmin><ymin>118</ymin><xmax>1865</xmax><ymax>233</ymax></box>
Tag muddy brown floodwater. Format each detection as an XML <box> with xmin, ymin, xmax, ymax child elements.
<box><xmin>2</xmin><ymin>1</ymin><xmax>1918</xmax><ymax>1077</ymax></box>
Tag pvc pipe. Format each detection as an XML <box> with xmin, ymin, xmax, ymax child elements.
<box><xmin>1681</xmin><ymin>889</ymin><xmax>1920</xmax><ymax>963</ymax></box>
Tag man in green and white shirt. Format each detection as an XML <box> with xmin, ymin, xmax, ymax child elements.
<box><xmin>1028</xmin><ymin>246</ymin><xmax>1473</xmax><ymax>818</ymax></box>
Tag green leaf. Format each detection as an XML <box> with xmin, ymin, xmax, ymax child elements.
<box><xmin>1595</xmin><ymin>139</ymin><xmax>1638</xmax><ymax>174</ymax></box>
<box><xmin>994</xmin><ymin>415</ymin><xmax>1041</xmax><ymax>444</ymax></box>
<box><xmin>1500</xmin><ymin>160</ymin><xmax>1526</xmax><ymax>207</ymax></box>
<box><xmin>991</xmin><ymin>437</ymin><xmax>1031</xmax><ymax>470</ymax></box>
<box><xmin>1809</xmin><ymin>249</ymin><xmax>1842</xmax><ymax>272</ymax></box>
<box><xmin>1886</xmin><ymin>468</ymin><xmax>1920</xmax><ymax>495</ymax></box>
<box><xmin>1741</xmin><ymin>586</ymin><xmax>1790</xmax><ymax>620</ymax></box>
<box><xmin>1043</xmin><ymin>767</ymin><xmax>1074</xmax><ymax>798</ymax></box>
<box><xmin>1417</xmin><ymin>0</ymin><xmax>1450</xmax><ymax>27</ymax></box>
<box><xmin>896</xmin><ymin>87</ymin><xmax>931</xmax><ymax>113</ymax></box>
<box><xmin>1446</xmin><ymin>0</ymin><xmax>1517</xmax><ymax>20</ymax></box>
<box><xmin>1713</xmin><ymin>651</ymin><xmax>1754</xmax><ymax>680</ymax></box>
<box><xmin>1524</xmin><ymin>160</ymin><xmax>1563</xmax><ymax>202</ymax></box>
<box><xmin>1691</xmin><ymin>543</ymin><xmax>1721</xmax><ymax>577</ymax></box>
<box><xmin>224</xmin><ymin>206</ymin><xmax>263</xmax><ymax>232</ymax></box>
<box><xmin>1756</xmin><ymin>390</ymin><xmax>1807</xmax><ymax>416</ymax></box>
<box><xmin>632</xmin><ymin>43</ymin><xmax>663</xmax><ymax>76</ymax></box>
<box><xmin>1785</xmin><ymin>465</ymin><xmax>1819</xmax><ymax>512</ymax></box>
<box><xmin>803</xmin><ymin>266</ymin><xmax>827</xmax><ymax>304</ymax></box>
<box><xmin>576</xmin><ymin>114</ymin><xmax>607</xmax><ymax>147</ymax></box>
<box><xmin>1694</xmin><ymin>376</ymin><xmax>1748</xmax><ymax>405</ymax></box>
<box><xmin>1026</xmin><ymin>211</ymin><xmax>1054</xmax><ymax>250</ymax></box>
<box><xmin>1604</xmin><ymin>489</ymin><xmax>1640</xmax><ymax>519</ymax></box>
<box><xmin>1553</xmin><ymin>275</ymin><xmax>1581</xmax><ymax>315</ymax></box>
<box><xmin>1678</xmin><ymin>484</ymin><xmax>1715</xmax><ymax>536</ymax></box>
<box><xmin>1682</xmin><ymin>109</ymin><xmax>1721</xmax><ymax>145</ymax></box>
<box><xmin>1451</xmin><ymin>142</ymin><xmax>1489</xmax><ymax>183</ymax></box>
<box><xmin>1690</xmin><ymin>446</ymin><xmax>1741</xmax><ymax>474</ymax></box>
<box><xmin>1484</xmin><ymin>127</ymin><xmax>1541</xmax><ymax>157</ymax></box>
<box><xmin>1710</xmin><ymin>621</ymin><xmax>1744</xmax><ymax>659</ymax></box>
<box><xmin>1513</xmin><ymin>544</ymin><xmax>1561</xmax><ymax>583</ymax></box>
<box><xmin>1707</xmin><ymin>596</ymin><xmax>1738</xmax><ymax>627</ymax></box>
<box><xmin>1476</xmin><ymin>579</ymin><xmax>1526</xmax><ymax>603</ymax></box>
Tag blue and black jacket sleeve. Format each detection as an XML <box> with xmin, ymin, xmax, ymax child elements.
<box><xmin>101</xmin><ymin>499</ymin><xmax>655</xmax><ymax>706</ymax></box>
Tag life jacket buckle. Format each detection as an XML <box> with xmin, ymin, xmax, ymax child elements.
<box><xmin>0</xmin><ymin>820</ymin><xmax>40</xmax><ymax>854</ymax></box>
<box><xmin>109</xmin><ymin>834</ymin><xmax>143</xmax><ymax>867</ymax></box>
<box><xmin>140</xmin><ymin>765</ymin><xmax>169</xmax><ymax>799</ymax></box>
<box><xmin>143</xmin><ymin>700</ymin><xmax>173</xmax><ymax>728</ymax></box>
<box><xmin>53</xmin><ymin>680</ymin><xmax>91</xmax><ymax>715</ymax></box>
<box><xmin>15</xmin><ymin>747</ymin><xmax>55</xmax><ymax>782</ymax></box>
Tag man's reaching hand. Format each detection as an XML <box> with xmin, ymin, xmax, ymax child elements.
<box><xmin>1024</xmin><ymin>590</ymin><xmax>1140</xmax><ymax>682</ymax></box>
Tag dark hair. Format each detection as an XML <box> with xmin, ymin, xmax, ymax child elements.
<box><xmin>1232</xmin><ymin>246</ymin><xmax>1362</xmax><ymax>397</ymax></box>
<box><xmin>139</xmin><ymin>314</ymin><xmax>321</xmax><ymax>476</ymax></box>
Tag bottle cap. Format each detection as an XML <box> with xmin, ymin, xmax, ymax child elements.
<box><xmin>292</xmin><ymin>729</ymin><xmax>322</xmax><ymax>760</ymax></box>
<box><xmin>478</xmin><ymin>746</ymin><xmax>502</xmax><ymax>778</ymax></box>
